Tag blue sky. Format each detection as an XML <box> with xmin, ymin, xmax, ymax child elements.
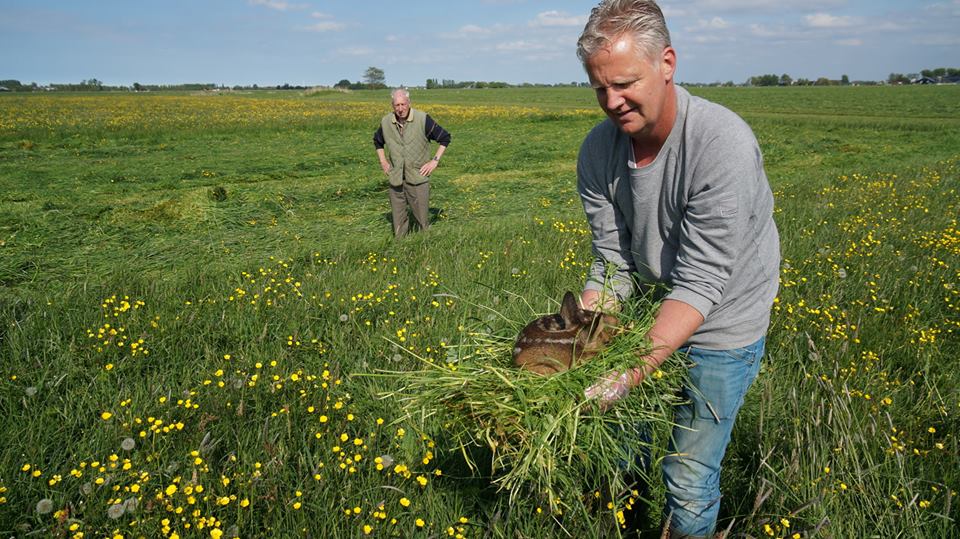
<box><xmin>1</xmin><ymin>0</ymin><xmax>957</xmax><ymax>86</ymax></box>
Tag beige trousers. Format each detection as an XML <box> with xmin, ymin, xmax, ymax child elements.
<box><xmin>388</xmin><ymin>181</ymin><xmax>430</xmax><ymax>238</ymax></box>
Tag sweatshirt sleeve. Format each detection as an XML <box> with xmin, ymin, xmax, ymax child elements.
<box><xmin>577</xmin><ymin>124</ymin><xmax>636</xmax><ymax>302</ymax></box>
<box><xmin>665</xmin><ymin>120</ymin><xmax>764</xmax><ymax>318</ymax></box>
<box><xmin>373</xmin><ymin>126</ymin><xmax>386</xmax><ymax>149</ymax></box>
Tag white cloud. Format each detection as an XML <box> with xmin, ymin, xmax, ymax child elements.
<box><xmin>302</xmin><ymin>21</ymin><xmax>344</xmax><ymax>32</ymax></box>
<box><xmin>439</xmin><ymin>23</ymin><xmax>509</xmax><ymax>39</ymax></box>
<box><xmin>460</xmin><ymin>24</ymin><xmax>491</xmax><ymax>34</ymax></box>
<box><xmin>804</xmin><ymin>13</ymin><xmax>858</xmax><ymax>28</ymax></box>
<box><xmin>496</xmin><ymin>40</ymin><xmax>539</xmax><ymax>51</ymax></box>
<box><xmin>300</xmin><ymin>11</ymin><xmax>343</xmax><ymax>32</ymax></box>
<box><xmin>835</xmin><ymin>38</ymin><xmax>862</xmax><ymax>46</ymax></box>
<box><xmin>695</xmin><ymin>0</ymin><xmax>779</xmax><ymax>8</ymax></box>
<box><xmin>690</xmin><ymin>16</ymin><xmax>730</xmax><ymax>30</ymax></box>
<box><xmin>530</xmin><ymin>10</ymin><xmax>586</xmax><ymax>27</ymax></box>
<box><xmin>335</xmin><ymin>46</ymin><xmax>373</xmax><ymax>56</ymax></box>
<box><xmin>747</xmin><ymin>23</ymin><xmax>779</xmax><ymax>38</ymax></box>
<box><xmin>249</xmin><ymin>0</ymin><xmax>304</xmax><ymax>11</ymax></box>
<box><xmin>694</xmin><ymin>0</ymin><xmax>843</xmax><ymax>11</ymax></box>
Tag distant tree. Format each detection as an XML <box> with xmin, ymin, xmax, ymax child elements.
<box><xmin>779</xmin><ymin>73</ymin><xmax>792</xmax><ymax>86</ymax></box>
<box><xmin>334</xmin><ymin>79</ymin><xmax>351</xmax><ymax>89</ymax></box>
<box><xmin>132</xmin><ymin>82</ymin><xmax>142</xmax><ymax>92</ymax></box>
<box><xmin>363</xmin><ymin>66</ymin><xmax>386</xmax><ymax>88</ymax></box>
<box><xmin>841</xmin><ymin>74</ymin><xmax>850</xmax><ymax>85</ymax></box>
<box><xmin>748</xmin><ymin>74</ymin><xmax>779</xmax><ymax>86</ymax></box>
<box><xmin>814</xmin><ymin>77</ymin><xmax>832</xmax><ymax>86</ymax></box>
<box><xmin>0</xmin><ymin>79</ymin><xmax>24</xmax><ymax>91</ymax></box>
<box><xmin>425</xmin><ymin>78</ymin><xmax>438</xmax><ymax>89</ymax></box>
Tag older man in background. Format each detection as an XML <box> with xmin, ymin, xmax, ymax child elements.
<box><xmin>373</xmin><ymin>88</ymin><xmax>451</xmax><ymax>238</ymax></box>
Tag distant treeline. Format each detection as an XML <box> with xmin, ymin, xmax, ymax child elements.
<box><xmin>3</xmin><ymin>67</ymin><xmax>958</xmax><ymax>93</ymax></box>
<box><xmin>746</xmin><ymin>67</ymin><xmax>959</xmax><ymax>87</ymax></box>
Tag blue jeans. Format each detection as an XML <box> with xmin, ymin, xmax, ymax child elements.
<box><xmin>662</xmin><ymin>337</ymin><xmax>765</xmax><ymax>538</ymax></box>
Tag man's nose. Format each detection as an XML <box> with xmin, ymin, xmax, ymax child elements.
<box><xmin>604</xmin><ymin>89</ymin><xmax>625</xmax><ymax>111</ymax></box>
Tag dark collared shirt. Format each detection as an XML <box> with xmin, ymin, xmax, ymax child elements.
<box><xmin>373</xmin><ymin>113</ymin><xmax>451</xmax><ymax>149</ymax></box>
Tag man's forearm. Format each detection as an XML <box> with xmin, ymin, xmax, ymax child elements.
<box><xmin>629</xmin><ymin>299</ymin><xmax>703</xmax><ymax>383</ymax></box>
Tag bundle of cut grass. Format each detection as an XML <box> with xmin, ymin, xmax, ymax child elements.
<box><xmin>383</xmin><ymin>295</ymin><xmax>690</xmax><ymax>514</ymax></box>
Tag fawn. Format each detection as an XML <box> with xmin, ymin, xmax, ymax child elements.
<box><xmin>513</xmin><ymin>291</ymin><xmax>620</xmax><ymax>375</ymax></box>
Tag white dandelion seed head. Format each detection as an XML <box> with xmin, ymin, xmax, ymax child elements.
<box><xmin>379</xmin><ymin>454</ymin><xmax>395</xmax><ymax>467</ymax></box>
<box><xmin>107</xmin><ymin>503</ymin><xmax>125</xmax><ymax>519</ymax></box>
<box><xmin>339</xmin><ymin>314</ymin><xmax>349</xmax><ymax>322</ymax></box>
<box><xmin>25</xmin><ymin>386</ymin><xmax>38</xmax><ymax>397</ymax></box>
<box><xmin>36</xmin><ymin>498</ymin><xmax>54</xmax><ymax>514</ymax></box>
<box><xmin>124</xmin><ymin>497</ymin><xmax>138</xmax><ymax>513</ymax></box>
<box><xmin>121</xmin><ymin>438</ymin><xmax>136</xmax><ymax>451</ymax></box>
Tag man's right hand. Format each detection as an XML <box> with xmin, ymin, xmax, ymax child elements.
<box><xmin>380</xmin><ymin>161</ymin><xmax>392</xmax><ymax>175</ymax></box>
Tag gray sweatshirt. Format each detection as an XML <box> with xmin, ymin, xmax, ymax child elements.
<box><xmin>578</xmin><ymin>86</ymin><xmax>780</xmax><ymax>350</ymax></box>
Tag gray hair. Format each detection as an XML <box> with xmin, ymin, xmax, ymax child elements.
<box><xmin>577</xmin><ymin>0</ymin><xmax>671</xmax><ymax>64</ymax></box>
<box><xmin>390</xmin><ymin>87</ymin><xmax>410</xmax><ymax>101</ymax></box>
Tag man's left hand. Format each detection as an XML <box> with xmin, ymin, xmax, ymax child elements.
<box><xmin>584</xmin><ymin>369</ymin><xmax>635</xmax><ymax>411</ymax></box>
<box><xmin>419</xmin><ymin>160</ymin><xmax>438</xmax><ymax>177</ymax></box>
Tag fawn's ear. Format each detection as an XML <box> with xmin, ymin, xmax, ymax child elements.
<box><xmin>559</xmin><ymin>291</ymin><xmax>580</xmax><ymax>326</ymax></box>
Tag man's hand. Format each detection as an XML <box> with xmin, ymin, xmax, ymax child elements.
<box><xmin>584</xmin><ymin>369</ymin><xmax>640</xmax><ymax>411</ymax></box>
<box><xmin>418</xmin><ymin>159</ymin><xmax>438</xmax><ymax>177</ymax></box>
<box><xmin>584</xmin><ymin>357</ymin><xmax>663</xmax><ymax>411</ymax></box>
<box><xmin>380</xmin><ymin>160</ymin><xmax>392</xmax><ymax>175</ymax></box>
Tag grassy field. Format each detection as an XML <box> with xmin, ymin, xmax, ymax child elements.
<box><xmin>0</xmin><ymin>85</ymin><xmax>958</xmax><ymax>538</ymax></box>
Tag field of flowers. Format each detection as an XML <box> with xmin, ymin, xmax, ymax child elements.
<box><xmin>0</xmin><ymin>86</ymin><xmax>958</xmax><ymax>538</ymax></box>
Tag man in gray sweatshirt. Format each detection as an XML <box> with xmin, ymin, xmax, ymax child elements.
<box><xmin>576</xmin><ymin>1</ymin><xmax>780</xmax><ymax>537</ymax></box>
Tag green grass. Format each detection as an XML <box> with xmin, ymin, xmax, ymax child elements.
<box><xmin>0</xmin><ymin>86</ymin><xmax>958</xmax><ymax>538</ymax></box>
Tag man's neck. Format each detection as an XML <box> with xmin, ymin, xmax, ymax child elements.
<box><xmin>631</xmin><ymin>84</ymin><xmax>677</xmax><ymax>167</ymax></box>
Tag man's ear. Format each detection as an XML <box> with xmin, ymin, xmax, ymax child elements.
<box><xmin>660</xmin><ymin>46</ymin><xmax>677</xmax><ymax>81</ymax></box>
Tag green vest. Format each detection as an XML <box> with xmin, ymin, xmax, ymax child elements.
<box><xmin>381</xmin><ymin>108</ymin><xmax>431</xmax><ymax>187</ymax></box>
